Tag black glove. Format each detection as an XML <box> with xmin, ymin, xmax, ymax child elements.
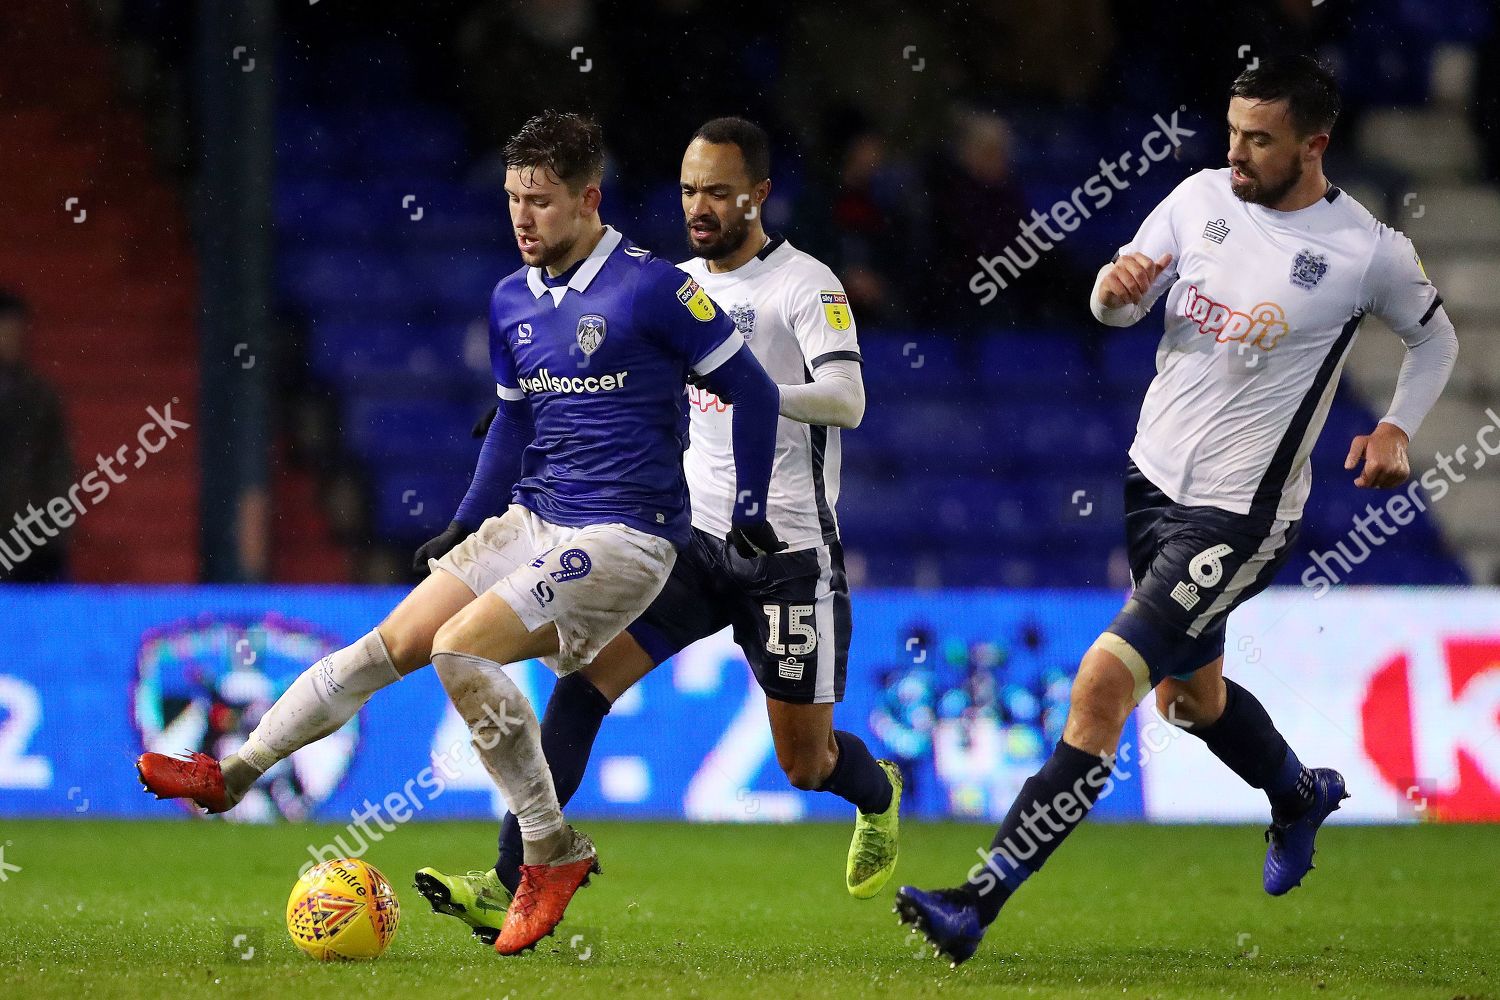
<box><xmin>727</xmin><ymin>521</ymin><xmax>787</xmax><ymax>559</ymax></box>
<box><xmin>412</xmin><ymin>521</ymin><xmax>469</xmax><ymax>573</ymax></box>
<box><xmin>471</xmin><ymin>404</ymin><xmax>498</xmax><ymax>439</ymax></box>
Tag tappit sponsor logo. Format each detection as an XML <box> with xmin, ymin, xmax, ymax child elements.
<box><xmin>1361</xmin><ymin>635</ymin><xmax>1500</xmax><ymax>821</ymax></box>
<box><xmin>1181</xmin><ymin>285</ymin><xmax>1289</xmax><ymax>351</ymax></box>
<box><xmin>687</xmin><ymin>385</ymin><xmax>729</xmax><ymax>413</ymax></box>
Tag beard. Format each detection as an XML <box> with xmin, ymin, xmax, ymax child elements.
<box><xmin>525</xmin><ymin>233</ymin><xmax>578</xmax><ymax>269</ymax></box>
<box><xmin>685</xmin><ymin>214</ymin><xmax>751</xmax><ymax>261</ymax></box>
<box><xmin>1230</xmin><ymin>158</ymin><xmax>1303</xmax><ymax>207</ymax></box>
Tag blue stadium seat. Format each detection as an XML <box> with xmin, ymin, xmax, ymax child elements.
<box><xmin>1008</xmin><ymin>400</ymin><xmax>1118</xmax><ymax>470</ymax></box>
<box><xmin>369</xmin><ymin>467</ymin><xmax>471</xmax><ymax>544</ymax></box>
<box><xmin>868</xmin><ymin>401</ymin><xmax>994</xmax><ymax>469</ymax></box>
<box><xmin>308</xmin><ymin>319</ymin><xmax>475</xmax><ymax>386</ymax></box>
<box><xmin>858</xmin><ymin>331</ymin><xmax>969</xmax><ymax>399</ymax></box>
<box><xmin>1098</xmin><ymin>327</ymin><xmax>1161</xmax><ymax>396</ymax></box>
<box><xmin>341</xmin><ymin>394</ymin><xmax>475</xmax><ymax>464</ymax></box>
<box><xmin>974</xmin><ymin>329</ymin><xmax>1096</xmax><ymax>400</ymax></box>
<box><xmin>404</xmin><ymin>250</ymin><xmax>512</xmax><ymax>312</ymax></box>
<box><xmin>352</xmin><ymin>106</ymin><xmax>467</xmax><ymax>178</ymax></box>
<box><xmin>278</xmin><ymin>247</ymin><xmax>410</xmax><ymax>313</ymax></box>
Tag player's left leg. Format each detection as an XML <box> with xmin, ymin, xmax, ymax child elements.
<box><xmin>766</xmin><ymin>698</ymin><xmax>902</xmax><ymax>897</ymax></box>
<box><xmin>417</xmin><ymin>643</ymin><xmax>647</xmax><ymax>944</ymax></box>
<box><xmin>1157</xmin><ymin>656</ymin><xmax>1348</xmax><ymax>894</ymax></box>
<box><xmin>430</xmin><ymin>591</ymin><xmax>600</xmax><ymax>956</ymax></box>
<box><xmin>895</xmin><ymin>638</ymin><xmax>1139</xmax><ymax>966</ymax></box>
<box><xmin>431</xmin><ymin>512</ymin><xmax>676</xmax><ymax>955</ymax></box>
<box><xmin>730</xmin><ymin>538</ymin><xmax>902</xmax><ymax>896</ymax></box>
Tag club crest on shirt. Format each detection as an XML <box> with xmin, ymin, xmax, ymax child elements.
<box><xmin>575</xmin><ymin>314</ymin><xmax>607</xmax><ymax>356</ymax></box>
<box><xmin>1289</xmin><ymin>248</ymin><xmax>1328</xmax><ymax>290</ymax></box>
<box><xmin>728</xmin><ymin>303</ymin><xmax>756</xmax><ymax>341</ymax></box>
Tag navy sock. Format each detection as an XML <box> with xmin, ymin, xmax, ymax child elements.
<box><xmin>963</xmin><ymin>740</ymin><xmax>1114</xmax><ymax>926</ymax></box>
<box><xmin>495</xmin><ymin>672</ymin><xmax>611</xmax><ymax>893</ymax></box>
<box><xmin>1189</xmin><ymin>678</ymin><xmax>1312</xmax><ymax>818</ymax></box>
<box><xmin>817</xmin><ymin>730</ymin><xmax>892</xmax><ymax>814</ymax></box>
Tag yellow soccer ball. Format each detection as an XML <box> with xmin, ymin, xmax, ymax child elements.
<box><xmin>286</xmin><ymin>858</ymin><xmax>400</xmax><ymax>961</ymax></box>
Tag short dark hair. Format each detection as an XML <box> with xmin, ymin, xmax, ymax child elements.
<box><xmin>0</xmin><ymin>289</ymin><xmax>29</xmax><ymax>321</ymax></box>
<box><xmin>691</xmin><ymin>116</ymin><xmax>771</xmax><ymax>183</ymax></box>
<box><xmin>1230</xmin><ymin>55</ymin><xmax>1341</xmax><ymax>136</ymax></box>
<box><xmin>503</xmin><ymin>110</ymin><xmax>605</xmax><ymax>191</ymax></box>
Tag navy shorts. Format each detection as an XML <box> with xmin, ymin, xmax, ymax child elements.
<box><xmin>1107</xmin><ymin>462</ymin><xmax>1300</xmax><ymax>684</ymax></box>
<box><xmin>626</xmin><ymin>527</ymin><xmax>852</xmax><ymax>704</ymax></box>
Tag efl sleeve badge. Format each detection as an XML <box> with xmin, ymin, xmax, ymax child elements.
<box><xmin>677</xmin><ymin>278</ymin><xmax>718</xmax><ymax>322</ymax></box>
<box><xmin>819</xmin><ymin>290</ymin><xmax>852</xmax><ymax>330</ymax></box>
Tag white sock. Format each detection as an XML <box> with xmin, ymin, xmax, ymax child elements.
<box><xmin>233</xmin><ymin>630</ymin><xmax>401</xmax><ymax>783</ymax></box>
<box><xmin>431</xmin><ymin>649</ymin><xmax>563</xmax><ymax>841</ymax></box>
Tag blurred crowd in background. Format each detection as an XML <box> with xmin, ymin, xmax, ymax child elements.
<box><xmin>107</xmin><ymin>0</ymin><xmax>1500</xmax><ymax>326</ymax></box>
<box><xmin>2</xmin><ymin>0</ymin><xmax>1495</xmax><ymax>587</ymax></box>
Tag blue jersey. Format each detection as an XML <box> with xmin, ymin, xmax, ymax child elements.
<box><xmin>489</xmin><ymin>226</ymin><xmax>743</xmax><ymax>546</ymax></box>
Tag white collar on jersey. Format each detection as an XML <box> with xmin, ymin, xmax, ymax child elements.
<box><xmin>526</xmin><ymin>225</ymin><xmax>623</xmax><ymax>305</ymax></box>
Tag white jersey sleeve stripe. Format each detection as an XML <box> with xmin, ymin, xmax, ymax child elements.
<box><xmin>497</xmin><ymin>383</ymin><xmax>525</xmax><ymax>401</ymax></box>
<box><xmin>690</xmin><ymin>332</ymin><xmax>744</xmax><ymax>377</ymax></box>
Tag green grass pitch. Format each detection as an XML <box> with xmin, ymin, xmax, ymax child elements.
<box><xmin>0</xmin><ymin>819</ymin><xmax>1495</xmax><ymax>999</ymax></box>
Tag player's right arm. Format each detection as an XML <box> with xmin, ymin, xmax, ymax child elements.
<box><xmin>413</xmin><ymin>287</ymin><xmax>537</xmax><ymax>572</ymax></box>
<box><xmin>1092</xmin><ymin>252</ymin><xmax>1175</xmax><ymax>321</ymax></box>
<box><xmin>1090</xmin><ymin>173</ymin><xmax>1190</xmax><ymax>327</ymax></box>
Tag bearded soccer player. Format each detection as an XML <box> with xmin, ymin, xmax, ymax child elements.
<box><xmin>896</xmin><ymin>57</ymin><xmax>1459</xmax><ymax>966</ymax></box>
<box><xmin>137</xmin><ymin>111</ymin><xmax>785</xmax><ymax>955</ymax></box>
<box><xmin>413</xmin><ymin>117</ymin><xmax>901</xmax><ymax>944</ymax></box>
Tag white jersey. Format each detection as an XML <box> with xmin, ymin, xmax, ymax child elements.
<box><xmin>679</xmin><ymin>237</ymin><xmax>860</xmax><ymax>551</ymax></box>
<box><xmin>1113</xmin><ymin>168</ymin><xmax>1444</xmax><ymax>522</ymax></box>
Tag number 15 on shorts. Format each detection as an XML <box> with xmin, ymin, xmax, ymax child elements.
<box><xmin>763</xmin><ymin>603</ymin><xmax>817</xmax><ymax>656</ymax></box>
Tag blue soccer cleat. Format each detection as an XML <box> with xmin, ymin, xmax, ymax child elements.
<box><xmin>893</xmin><ymin>885</ymin><xmax>986</xmax><ymax>968</ymax></box>
<box><xmin>1263</xmin><ymin>767</ymin><xmax>1349</xmax><ymax>896</ymax></box>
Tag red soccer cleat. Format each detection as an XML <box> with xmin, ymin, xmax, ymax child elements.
<box><xmin>136</xmin><ymin>751</ymin><xmax>233</xmax><ymax>814</ymax></box>
<box><xmin>493</xmin><ymin>829</ymin><xmax>601</xmax><ymax>956</ymax></box>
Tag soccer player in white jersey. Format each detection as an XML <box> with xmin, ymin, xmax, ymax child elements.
<box><xmin>898</xmin><ymin>57</ymin><xmax>1459</xmax><ymax>966</ymax></box>
<box><xmin>416</xmin><ymin>118</ymin><xmax>903</xmax><ymax>942</ymax></box>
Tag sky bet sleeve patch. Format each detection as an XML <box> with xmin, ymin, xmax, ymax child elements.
<box><xmin>676</xmin><ymin>277</ymin><xmax>717</xmax><ymax>322</ymax></box>
<box><xmin>819</xmin><ymin>290</ymin><xmax>852</xmax><ymax>331</ymax></box>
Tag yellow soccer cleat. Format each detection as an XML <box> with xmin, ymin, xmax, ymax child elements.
<box><xmin>847</xmin><ymin>759</ymin><xmax>903</xmax><ymax>898</ymax></box>
<box><xmin>412</xmin><ymin>866</ymin><xmax>513</xmax><ymax>945</ymax></box>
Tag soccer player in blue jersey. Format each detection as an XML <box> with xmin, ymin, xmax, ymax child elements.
<box><xmin>137</xmin><ymin>110</ymin><xmax>785</xmax><ymax>955</ymax></box>
<box><xmin>414</xmin><ymin>118</ymin><xmax>901</xmax><ymax>945</ymax></box>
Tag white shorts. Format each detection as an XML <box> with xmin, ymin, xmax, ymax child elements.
<box><xmin>432</xmin><ymin>504</ymin><xmax>677</xmax><ymax>675</ymax></box>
